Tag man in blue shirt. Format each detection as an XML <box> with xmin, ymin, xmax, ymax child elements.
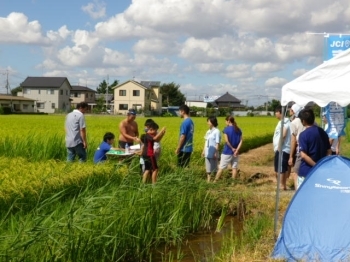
<box><xmin>298</xmin><ymin>109</ymin><xmax>331</xmax><ymax>186</ymax></box>
<box><xmin>175</xmin><ymin>105</ymin><xmax>194</xmax><ymax>167</ymax></box>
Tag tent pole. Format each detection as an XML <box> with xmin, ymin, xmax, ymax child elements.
<box><xmin>274</xmin><ymin>105</ymin><xmax>285</xmax><ymax>239</ymax></box>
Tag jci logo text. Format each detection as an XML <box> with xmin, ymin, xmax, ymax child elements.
<box><xmin>330</xmin><ymin>40</ymin><xmax>350</xmax><ymax>48</ymax></box>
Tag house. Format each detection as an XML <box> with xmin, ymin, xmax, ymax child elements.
<box><xmin>71</xmin><ymin>85</ymin><xmax>97</xmax><ymax>112</ymax></box>
<box><xmin>214</xmin><ymin>92</ymin><xmax>244</xmax><ymax>109</ymax></box>
<box><xmin>185</xmin><ymin>100</ymin><xmax>207</xmax><ymax>108</ymax></box>
<box><xmin>112</xmin><ymin>80</ymin><xmax>162</xmax><ymax>114</ymax></box>
<box><xmin>0</xmin><ymin>94</ymin><xmax>35</xmax><ymax>112</ymax></box>
<box><xmin>19</xmin><ymin>77</ymin><xmax>72</xmax><ymax>113</ymax></box>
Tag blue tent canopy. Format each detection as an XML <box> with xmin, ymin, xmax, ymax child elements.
<box><xmin>272</xmin><ymin>156</ymin><xmax>350</xmax><ymax>261</ymax></box>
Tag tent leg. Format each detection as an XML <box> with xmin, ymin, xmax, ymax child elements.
<box><xmin>274</xmin><ymin>106</ymin><xmax>285</xmax><ymax>239</ymax></box>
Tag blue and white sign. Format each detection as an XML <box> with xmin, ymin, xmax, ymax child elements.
<box><xmin>323</xmin><ymin>102</ymin><xmax>346</xmax><ymax>139</ymax></box>
<box><xmin>323</xmin><ymin>35</ymin><xmax>349</xmax><ymax>134</ymax></box>
<box><xmin>325</xmin><ymin>35</ymin><xmax>350</xmax><ymax>60</ymax></box>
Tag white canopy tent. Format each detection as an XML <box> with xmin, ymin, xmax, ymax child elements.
<box><xmin>281</xmin><ymin>47</ymin><xmax>350</xmax><ymax>107</ymax></box>
<box><xmin>274</xmin><ymin>47</ymin><xmax>350</xmax><ymax>237</ymax></box>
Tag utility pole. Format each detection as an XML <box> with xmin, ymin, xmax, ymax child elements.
<box><xmin>106</xmin><ymin>75</ymin><xmax>109</xmax><ymax>112</ymax></box>
<box><xmin>1</xmin><ymin>70</ymin><xmax>11</xmax><ymax>95</ymax></box>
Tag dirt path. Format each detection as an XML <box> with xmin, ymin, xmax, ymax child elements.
<box><xmin>239</xmin><ymin>143</ymin><xmax>275</xmax><ymax>178</ymax></box>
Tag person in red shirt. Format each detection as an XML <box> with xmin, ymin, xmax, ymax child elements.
<box><xmin>141</xmin><ymin>122</ymin><xmax>166</xmax><ymax>184</ymax></box>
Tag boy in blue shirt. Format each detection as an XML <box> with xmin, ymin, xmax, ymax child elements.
<box><xmin>93</xmin><ymin>132</ymin><xmax>117</xmax><ymax>163</ymax></box>
<box><xmin>298</xmin><ymin>109</ymin><xmax>331</xmax><ymax>186</ymax></box>
<box><xmin>176</xmin><ymin>105</ymin><xmax>194</xmax><ymax>167</ymax></box>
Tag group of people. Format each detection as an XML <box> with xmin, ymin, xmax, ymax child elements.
<box><xmin>64</xmin><ymin>103</ymin><xmax>244</xmax><ymax>184</ymax></box>
<box><xmin>273</xmin><ymin>104</ymin><xmax>337</xmax><ymax>190</ymax></box>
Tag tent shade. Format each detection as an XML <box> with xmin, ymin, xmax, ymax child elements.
<box><xmin>272</xmin><ymin>156</ymin><xmax>350</xmax><ymax>261</ymax></box>
<box><xmin>281</xmin><ymin>48</ymin><xmax>350</xmax><ymax>107</ymax></box>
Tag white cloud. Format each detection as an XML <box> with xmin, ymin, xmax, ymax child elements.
<box><xmin>293</xmin><ymin>68</ymin><xmax>308</xmax><ymax>77</ymax></box>
<box><xmin>0</xmin><ymin>12</ymin><xmax>49</xmax><ymax>44</ymax></box>
<box><xmin>265</xmin><ymin>77</ymin><xmax>288</xmax><ymax>87</ymax></box>
<box><xmin>82</xmin><ymin>0</ymin><xmax>106</xmax><ymax>19</ymax></box>
<box><xmin>252</xmin><ymin>62</ymin><xmax>283</xmax><ymax>73</ymax></box>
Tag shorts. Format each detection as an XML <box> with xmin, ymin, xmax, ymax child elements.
<box><xmin>118</xmin><ymin>140</ymin><xmax>133</xmax><ymax>149</ymax></box>
<box><xmin>143</xmin><ymin>156</ymin><xmax>158</xmax><ymax>171</ymax></box>
<box><xmin>205</xmin><ymin>158</ymin><xmax>218</xmax><ymax>174</ymax></box>
<box><xmin>294</xmin><ymin>153</ymin><xmax>301</xmax><ymax>174</ymax></box>
<box><xmin>219</xmin><ymin>154</ymin><xmax>238</xmax><ymax>170</ymax></box>
<box><xmin>178</xmin><ymin>152</ymin><xmax>191</xmax><ymax>168</ymax></box>
<box><xmin>274</xmin><ymin>151</ymin><xmax>290</xmax><ymax>173</ymax></box>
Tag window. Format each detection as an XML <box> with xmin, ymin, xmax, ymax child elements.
<box><xmin>47</xmin><ymin>89</ymin><xmax>54</xmax><ymax>95</ymax></box>
<box><xmin>66</xmin><ymin>90</ymin><xmax>69</xmax><ymax>95</ymax></box>
<box><xmin>23</xmin><ymin>104</ymin><xmax>28</xmax><ymax>110</ymax></box>
<box><xmin>37</xmin><ymin>103</ymin><xmax>45</xmax><ymax>109</ymax></box>
<box><xmin>119</xmin><ymin>104</ymin><xmax>128</xmax><ymax>110</ymax></box>
<box><xmin>23</xmin><ymin>88</ymin><xmax>31</xmax><ymax>94</ymax></box>
<box><xmin>38</xmin><ymin>90</ymin><xmax>41</xmax><ymax>94</ymax></box>
<box><xmin>119</xmin><ymin>90</ymin><xmax>126</xmax><ymax>96</ymax></box>
<box><xmin>60</xmin><ymin>90</ymin><xmax>63</xmax><ymax>95</ymax></box>
<box><xmin>91</xmin><ymin>93</ymin><xmax>93</xmax><ymax>98</ymax></box>
<box><xmin>51</xmin><ymin>103</ymin><xmax>55</xmax><ymax>109</ymax></box>
<box><xmin>133</xmin><ymin>90</ymin><xmax>140</xmax><ymax>96</ymax></box>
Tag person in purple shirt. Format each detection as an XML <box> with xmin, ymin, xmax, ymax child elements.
<box><xmin>93</xmin><ymin>132</ymin><xmax>117</xmax><ymax>163</ymax></box>
<box><xmin>175</xmin><ymin>105</ymin><xmax>194</xmax><ymax>167</ymax></box>
<box><xmin>298</xmin><ymin>109</ymin><xmax>331</xmax><ymax>187</ymax></box>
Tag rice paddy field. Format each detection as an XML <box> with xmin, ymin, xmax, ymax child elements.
<box><xmin>0</xmin><ymin>114</ymin><xmax>342</xmax><ymax>261</ymax></box>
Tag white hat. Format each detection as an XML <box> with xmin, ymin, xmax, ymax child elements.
<box><xmin>291</xmin><ymin>104</ymin><xmax>302</xmax><ymax>115</ymax></box>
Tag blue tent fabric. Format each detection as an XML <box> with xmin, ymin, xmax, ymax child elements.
<box><xmin>272</xmin><ymin>156</ymin><xmax>350</xmax><ymax>262</ymax></box>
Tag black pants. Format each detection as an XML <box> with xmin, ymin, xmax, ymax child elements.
<box><xmin>177</xmin><ymin>152</ymin><xmax>192</xmax><ymax>168</ymax></box>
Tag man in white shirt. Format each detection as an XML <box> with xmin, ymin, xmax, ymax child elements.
<box><xmin>65</xmin><ymin>102</ymin><xmax>88</xmax><ymax>162</ymax></box>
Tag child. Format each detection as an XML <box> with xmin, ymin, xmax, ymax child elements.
<box><xmin>142</xmin><ymin>122</ymin><xmax>166</xmax><ymax>184</ymax></box>
<box><xmin>140</xmin><ymin>119</ymin><xmax>162</xmax><ymax>174</ymax></box>
<box><xmin>93</xmin><ymin>132</ymin><xmax>116</xmax><ymax>163</ymax></box>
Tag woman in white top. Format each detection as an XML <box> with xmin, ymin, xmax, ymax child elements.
<box><xmin>202</xmin><ymin>116</ymin><xmax>221</xmax><ymax>182</ymax></box>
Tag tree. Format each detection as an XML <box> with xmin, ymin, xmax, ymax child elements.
<box><xmin>160</xmin><ymin>82</ymin><xmax>186</xmax><ymax>107</ymax></box>
<box><xmin>269</xmin><ymin>99</ymin><xmax>281</xmax><ymax>111</ymax></box>
<box><xmin>96</xmin><ymin>80</ymin><xmax>118</xmax><ymax>94</ymax></box>
<box><xmin>11</xmin><ymin>86</ymin><xmax>22</xmax><ymax>96</ymax></box>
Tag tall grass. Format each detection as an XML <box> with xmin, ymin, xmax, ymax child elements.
<box><xmin>0</xmin><ymin>169</ymin><xmax>218</xmax><ymax>261</ymax></box>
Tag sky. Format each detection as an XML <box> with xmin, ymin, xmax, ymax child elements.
<box><xmin>0</xmin><ymin>0</ymin><xmax>350</xmax><ymax>106</ymax></box>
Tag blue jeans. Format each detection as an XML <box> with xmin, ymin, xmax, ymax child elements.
<box><xmin>67</xmin><ymin>143</ymin><xmax>87</xmax><ymax>162</ymax></box>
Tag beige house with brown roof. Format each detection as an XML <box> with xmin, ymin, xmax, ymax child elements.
<box><xmin>113</xmin><ymin>80</ymin><xmax>162</xmax><ymax>114</ymax></box>
<box><xmin>0</xmin><ymin>95</ymin><xmax>36</xmax><ymax>112</ymax></box>
<box><xmin>70</xmin><ymin>85</ymin><xmax>96</xmax><ymax>112</ymax></box>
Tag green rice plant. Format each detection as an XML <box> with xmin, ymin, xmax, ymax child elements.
<box><xmin>0</xmin><ymin>168</ymin><xmax>220</xmax><ymax>261</ymax></box>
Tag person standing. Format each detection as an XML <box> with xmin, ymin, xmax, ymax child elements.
<box><xmin>65</xmin><ymin>102</ymin><xmax>88</xmax><ymax>162</ymax></box>
<box><xmin>214</xmin><ymin>116</ymin><xmax>243</xmax><ymax>182</ymax></box>
<box><xmin>118</xmin><ymin>108</ymin><xmax>140</xmax><ymax>148</ymax></box>
<box><xmin>202</xmin><ymin>116</ymin><xmax>221</xmax><ymax>182</ymax></box>
<box><xmin>175</xmin><ymin>105</ymin><xmax>194</xmax><ymax>167</ymax></box>
<box><xmin>322</xmin><ymin>113</ymin><xmax>341</xmax><ymax>155</ymax></box>
<box><xmin>273</xmin><ymin>106</ymin><xmax>291</xmax><ymax>190</ymax></box>
<box><xmin>298</xmin><ymin>109</ymin><xmax>331</xmax><ymax>187</ymax></box>
<box><xmin>288</xmin><ymin>104</ymin><xmax>304</xmax><ymax>189</ymax></box>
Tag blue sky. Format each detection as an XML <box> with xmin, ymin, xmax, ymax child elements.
<box><xmin>1</xmin><ymin>0</ymin><xmax>350</xmax><ymax>105</ymax></box>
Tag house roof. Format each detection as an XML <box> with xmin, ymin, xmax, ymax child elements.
<box><xmin>114</xmin><ymin>80</ymin><xmax>147</xmax><ymax>89</ymax></box>
<box><xmin>71</xmin><ymin>85</ymin><xmax>96</xmax><ymax>93</ymax></box>
<box><xmin>215</xmin><ymin>92</ymin><xmax>241</xmax><ymax>103</ymax></box>
<box><xmin>21</xmin><ymin>77</ymin><xmax>71</xmax><ymax>88</ymax></box>
<box><xmin>0</xmin><ymin>95</ymin><xmax>35</xmax><ymax>101</ymax></box>
<box><xmin>114</xmin><ymin>80</ymin><xmax>161</xmax><ymax>90</ymax></box>
<box><xmin>140</xmin><ymin>81</ymin><xmax>161</xmax><ymax>88</ymax></box>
